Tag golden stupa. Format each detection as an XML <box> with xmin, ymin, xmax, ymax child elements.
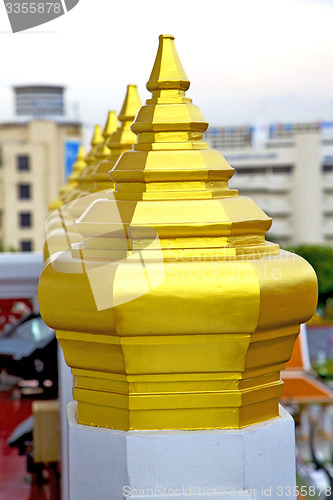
<box><xmin>58</xmin><ymin>145</ymin><xmax>87</xmax><ymax>202</ymax></box>
<box><xmin>65</xmin><ymin>124</ymin><xmax>104</xmax><ymax>203</ymax></box>
<box><xmin>91</xmin><ymin>84</ymin><xmax>141</xmax><ymax>192</ymax></box>
<box><xmin>39</xmin><ymin>35</ymin><xmax>317</xmax><ymax>431</ymax></box>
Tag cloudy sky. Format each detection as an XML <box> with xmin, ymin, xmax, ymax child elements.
<box><xmin>0</xmin><ymin>0</ymin><xmax>332</xmax><ymax>141</ymax></box>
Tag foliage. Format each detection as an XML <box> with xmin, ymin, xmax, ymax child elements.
<box><xmin>0</xmin><ymin>246</ymin><xmax>17</xmax><ymax>252</ymax></box>
<box><xmin>287</xmin><ymin>245</ymin><xmax>333</xmax><ymax>308</ymax></box>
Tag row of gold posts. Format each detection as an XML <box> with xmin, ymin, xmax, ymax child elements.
<box><xmin>48</xmin><ymin>84</ymin><xmax>142</xmax><ymax>209</ymax></box>
<box><xmin>44</xmin><ymin>85</ymin><xmax>142</xmax><ymax>260</ymax></box>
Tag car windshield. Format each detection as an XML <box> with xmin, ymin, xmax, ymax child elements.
<box><xmin>15</xmin><ymin>318</ymin><xmax>54</xmax><ymax>343</ymax></box>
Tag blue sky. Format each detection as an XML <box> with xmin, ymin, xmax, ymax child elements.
<box><xmin>0</xmin><ymin>0</ymin><xmax>332</xmax><ymax>141</ymax></box>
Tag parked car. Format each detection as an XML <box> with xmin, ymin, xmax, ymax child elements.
<box><xmin>0</xmin><ymin>314</ymin><xmax>58</xmax><ymax>396</ymax></box>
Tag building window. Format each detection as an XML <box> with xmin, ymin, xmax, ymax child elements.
<box><xmin>17</xmin><ymin>155</ymin><xmax>30</xmax><ymax>171</ymax></box>
<box><xmin>323</xmin><ymin>164</ymin><xmax>333</xmax><ymax>173</ymax></box>
<box><xmin>19</xmin><ymin>212</ymin><xmax>32</xmax><ymax>228</ymax></box>
<box><xmin>235</xmin><ymin>166</ymin><xmax>292</xmax><ymax>175</ymax></box>
<box><xmin>20</xmin><ymin>240</ymin><xmax>33</xmax><ymax>252</ymax></box>
<box><xmin>236</xmin><ymin>167</ymin><xmax>268</xmax><ymax>175</ymax></box>
<box><xmin>18</xmin><ymin>183</ymin><xmax>31</xmax><ymax>200</ymax></box>
<box><xmin>272</xmin><ymin>166</ymin><xmax>292</xmax><ymax>174</ymax></box>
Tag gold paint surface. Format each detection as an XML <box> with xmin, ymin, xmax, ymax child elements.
<box><xmin>39</xmin><ymin>34</ymin><xmax>318</xmax><ymax>431</ymax></box>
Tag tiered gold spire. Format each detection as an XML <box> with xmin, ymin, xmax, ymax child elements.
<box><xmin>44</xmin><ymin>107</ymin><xmax>127</xmax><ymax>260</ymax></box>
<box><xmin>78</xmin><ymin>113</ymin><xmax>120</xmax><ymax>197</ymax></box>
<box><xmin>48</xmin><ymin>144</ymin><xmax>86</xmax><ymax>211</ymax></box>
<box><xmin>64</xmin><ymin>124</ymin><xmax>104</xmax><ymax>203</ymax></box>
<box><xmin>85</xmin><ymin>124</ymin><xmax>104</xmax><ymax>166</ymax></box>
<box><xmin>102</xmin><ymin>110</ymin><xmax>119</xmax><ymax>140</ymax></box>
<box><xmin>91</xmin><ymin>85</ymin><xmax>141</xmax><ymax>192</ymax></box>
<box><xmin>39</xmin><ymin>35</ymin><xmax>317</xmax><ymax>431</ymax></box>
<box><xmin>82</xmin><ymin>35</ymin><xmax>276</xmax><ymax>259</ymax></box>
<box><xmin>92</xmin><ymin>111</ymin><xmax>119</xmax><ymax>165</ymax></box>
<box><xmin>58</xmin><ymin>145</ymin><xmax>87</xmax><ymax>201</ymax></box>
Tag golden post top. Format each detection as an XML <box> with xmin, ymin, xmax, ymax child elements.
<box><xmin>39</xmin><ymin>34</ymin><xmax>318</xmax><ymax>432</ymax></box>
<box><xmin>91</xmin><ymin>85</ymin><xmax>141</xmax><ymax>190</ymax></box>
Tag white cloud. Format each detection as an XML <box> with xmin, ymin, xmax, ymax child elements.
<box><xmin>0</xmin><ymin>0</ymin><xmax>332</xmax><ymax>137</ymax></box>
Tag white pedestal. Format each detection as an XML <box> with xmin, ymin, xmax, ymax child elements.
<box><xmin>68</xmin><ymin>404</ymin><xmax>296</xmax><ymax>500</ymax></box>
<box><xmin>58</xmin><ymin>345</ymin><xmax>73</xmax><ymax>500</ymax></box>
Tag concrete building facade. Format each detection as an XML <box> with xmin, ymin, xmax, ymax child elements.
<box><xmin>0</xmin><ymin>120</ymin><xmax>82</xmax><ymax>252</ymax></box>
<box><xmin>206</xmin><ymin>122</ymin><xmax>333</xmax><ymax>247</ymax></box>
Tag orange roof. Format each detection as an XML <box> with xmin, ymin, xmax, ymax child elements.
<box><xmin>281</xmin><ymin>372</ymin><xmax>333</xmax><ymax>403</ymax></box>
<box><xmin>281</xmin><ymin>324</ymin><xmax>333</xmax><ymax>403</ymax></box>
<box><xmin>285</xmin><ymin>335</ymin><xmax>303</xmax><ymax>370</ymax></box>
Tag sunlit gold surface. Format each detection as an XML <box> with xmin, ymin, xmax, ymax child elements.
<box><xmin>79</xmin><ymin>112</ymin><xmax>119</xmax><ymax>198</ymax></box>
<box><xmin>59</xmin><ymin>145</ymin><xmax>87</xmax><ymax>201</ymax></box>
<box><xmin>44</xmin><ymin>90</ymin><xmax>140</xmax><ymax>261</ymax></box>
<box><xmin>44</xmin><ymin>120</ymin><xmax>113</xmax><ymax>260</ymax></box>
<box><xmin>92</xmin><ymin>84</ymin><xmax>141</xmax><ymax>192</ymax></box>
<box><xmin>64</xmin><ymin>124</ymin><xmax>104</xmax><ymax>203</ymax></box>
<box><xmin>39</xmin><ymin>35</ymin><xmax>318</xmax><ymax>431</ymax></box>
<box><xmin>48</xmin><ymin>145</ymin><xmax>87</xmax><ymax>212</ymax></box>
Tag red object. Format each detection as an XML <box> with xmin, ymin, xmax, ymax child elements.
<box><xmin>0</xmin><ymin>391</ymin><xmax>32</xmax><ymax>499</ymax></box>
<box><xmin>0</xmin><ymin>391</ymin><xmax>60</xmax><ymax>499</ymax></box>
<box><xmin>0</xmin><ymin>299</ymin><xmax>33</xmax><ymax>333</ymax></box>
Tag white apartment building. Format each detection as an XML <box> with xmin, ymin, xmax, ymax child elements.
<box><xmin>0</xmin><ymin>86</ymin><xmax>82</xmax><ymax>252</ymax></box>
<box><xmin>206</xmin><ymin>122</ymin><xmax>333</xmax><ymax>247</ymax></box>
<box><xmin>0</xmin><ymin>120</ymin><xmax>82</xmax><ymax>252</ymax></box>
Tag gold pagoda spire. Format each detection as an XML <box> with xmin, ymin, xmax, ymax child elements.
<box><xmin>147</xmin><ymin>34</ymin><xmax>190</xmax><ymax>92</ymax></box>
<box><xmin>68</xmin><ymin>144</ymin><xmax>87</xmax><ymax>186</ymax></box>
<box><xmin>91</xmin><ymin>85</ymin><xmax>141</xmax><ymax>192</ymax></box>
<box><xmin>64</xmin><ymin>125</ymin><xmax>104</xmax><ymax>203</ymax></box>
<box><xmin>70</xmin><ymin>145</ymin><xmax>87</xmax><ymax>178</ymax></box>
<box><xmin>85</xmin><ymin>124</ymin><xmax>104</xmax><ymax>166</ymax></box>
<box><xmin>60</xmin><ymin>145</ymin><xmax>87</xmax><ymax>199</ymax></box>
<box><xmin>39</xmin><ymin>35</ymin><xmax>318</xmax><ymax>432</ymax></box>
<box><xmin>93</xmin><ymin>111</ymin><xmax>119</xmax><ymax>165</ymax></box>
<box><xmin>78</xmin><ymin>115</ymin><xmax>119</xmax><ymax>198</ymax></box>
<box><xmin>101</xmin><ymin>34</ymin><xmax>273</xmax><ymax>259</ymax></box>
<box><xmin>48</xmin><ymin>145</ymin><xmax>87</xmax><ymax>211</ymax></box>
<box><xmin>102</xmin><ymin>110</ymin><xmax>119</xmax><ymax>141</ymax></box>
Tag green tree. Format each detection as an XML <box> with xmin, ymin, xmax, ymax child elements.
<box><xmin>287</xmin><ymin>245</ymin><xmax>333</xmax><ymax>308</ymax></box>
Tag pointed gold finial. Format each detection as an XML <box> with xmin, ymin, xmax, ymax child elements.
<box><xmin>147</xmin><ymin>34</ymin><xmax>190</xmax><ymax>92</ymax></box>
<box><xmin>48</xmin><ymin>145</ymin><xmax>87</xmax><ymax>209</ymax></box>
<box><xmin>117</xmin><ymin>84</ymin><xmax>142</xmax><ymax>123</ymax></box>
<box><xmin>91</xmin><ymin>85</ymin><xmax>141</xmax><ymax>192</ymax></box>
<box><xmin>56</xmin><ymin>145</ymin><xmax>87</xmax><ymax>203</ymax></box>
<box><xmin>102</xmin><ymin>111</ymin><xmax>119</xmax><ymax>141</ymax></box>
<box><xmin>94</xmin><ymin>112</ymin><xmax>119</xmax><ymax>165</ymax></box>
<box><xmin>131</xmin><ymin>37</ymin><xmax>207</xmax><ymax>152</ymax></box>
<box><xmin>74</xmin><ymin>145</ymin><xmax>86</xmax><ymax>169</ymax></box>
<box><xmin>91</xmin><ymin>125</ymin><xmax>103</xmax><ymax>147</ymax></box>
<box><xmin>63</xmin><ymin>127</ymin><xmax>103</xmax><ymax>203</ymax></box>
<box><xmin>69</xmin><ymin>145</ymin><xmax>87</xmax><ymax>181</ymax></box>
<box><xmin>85</xmin><ymin>125</ymin><xmax>104</xmax><ymax>166</ymax></box>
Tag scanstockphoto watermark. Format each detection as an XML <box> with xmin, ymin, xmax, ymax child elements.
<box><xmin>123</xmin><ymin>485</ymin><xmax>333</xmax><ymax>497</ymax></box>
<box><xmin>167</xmin><ymin>248</ymin><xmax>298</xmax><ymax>282</ymax></box>
<box><xmin>4</xmin><ymin>0</ymin><xmax>80</xmax><ymax>33</ymax></box>
<box><xmin>168</xmin><ymin>261</ymin><xmax>284</xmax><ymax>282</ymax></box>
<box><xmin>122</xmin><ymin>486</ymin><xmax>256</xmax><ymax>497</ymax></box>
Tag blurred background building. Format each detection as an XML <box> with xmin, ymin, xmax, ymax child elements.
<box><xmin>206</xmin><ymin>122</ymin><xmax>333</xmax><ymax>247</ymax></box>
<box><xmin>0</xmin><ymin>85</ymin><xmax>82</xmax><ymax>252</ymax></box>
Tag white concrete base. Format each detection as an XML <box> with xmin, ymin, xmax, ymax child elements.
<box><xmin>58</xmin><ymin>345</ymin><xmax>73</xmax><ymax>500</ymax></box>
<box><xmin>68</xmin><ymin>404</ymin><xmax>296</xmax><ymax>500</ymax></box>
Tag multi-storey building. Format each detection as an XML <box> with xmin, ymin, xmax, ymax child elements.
<box><xmin>0</xmin><ymin>86</ymin><xmax>82</xmax><ymax>252</ymax></box>
<box><xmin>205</xmin><ymin>122</ymin><xmax>333</xmax><ymax>247</ymax></box>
